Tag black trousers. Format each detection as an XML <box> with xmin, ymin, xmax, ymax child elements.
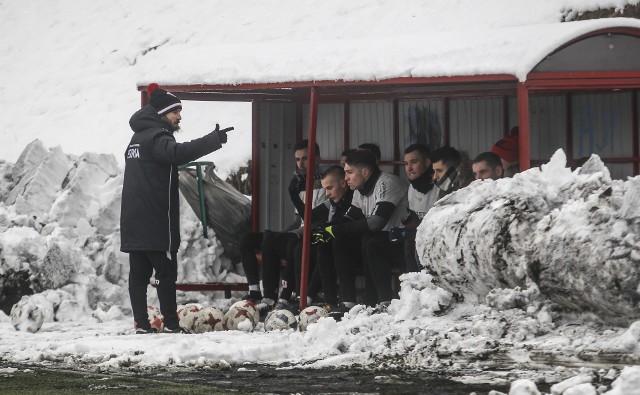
<box><xmin>332</xmin><ymin>233</ymin><xmax>366</xmax><ymax>305</ymax></box>
<box><xmin>128</xmin><ymin>251</ymin><xmax>178</xmax><ymax>330</ymax></box>
<box><xmin>260</xmin><ymin>232</ymin><xmax>299</xmax><ymax>300</ymax></box>
<box><xmin>312</xmin><ymin>242</ymin><xmax>337</xmax><ymax>304</ymax></box>
<box><xmin>239</xmin><ymin>231</ymin><xmax>264</xmax><ymax>286</ymax></box>
<box><xmin>363</xmin><ymin>232</ymin><xmax>405</xmax><ymax>304</ymax></box>
<box><xmin>333</xmin><ymin>232</ymin><xmax>405</xmax><ymax>306</ymax></box>
<box><xmin>403</xmin><ymin>230</ymin><xmax>420</xmax><ymax>273</ymax></box>
<box><xmin>292</xmin><ymin>240</ymin><xmax>323</xmax><ymax>302</ymax></box>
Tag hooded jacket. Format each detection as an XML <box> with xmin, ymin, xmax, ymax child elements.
<box><xmin>120</xmin><ymin>105</ymin><xmax>223</xmax><ymax>252</ymax></box>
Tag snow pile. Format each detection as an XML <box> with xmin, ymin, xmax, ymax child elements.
<box><xmin>1</xmin><ymin>1</ymin><xmax>638</xmax><ymax>168</ymax></box>
<box><xmin>417</xmin><ymin>149</ymin><xmax>640</xmax><ymax>325</ymax></box>
<box><xmin>0</xmin><ymin>144</ymin><xmax>639</xmax><ymax>392</ymax></box>
<box><xmin>0</xmin><ymin>140</ymin><xmax>238</xmax><ymax>321</ymax></box>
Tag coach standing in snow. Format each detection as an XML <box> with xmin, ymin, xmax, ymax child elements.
<box><xmin>120</xmin><ymin>83</ymin><xmax>231</xmax><ymax>334</ymax></box>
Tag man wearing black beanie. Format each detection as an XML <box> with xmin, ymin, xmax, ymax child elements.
<box><xmin>120</xmin><ymin>83</ymin><xmax>233</xmax><ymax>334</ymax></box>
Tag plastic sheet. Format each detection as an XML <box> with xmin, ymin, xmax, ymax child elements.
<box><xmin>179</xmin><ymin>165</ymin><xmax>251</xmax><ymax>264</ymax></box>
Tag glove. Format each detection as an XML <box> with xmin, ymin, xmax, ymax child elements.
<box><xmin>389</xmin><ymin>227</ymin><xmax>408</xmax><ymax>244</ymax></box>
<box><xmin>401</xmin><ymin>210</ymin><xmax>420</xmax><ymax>230</ymax></box>
<box><xmin>213</xmin><ymin>124</ymin><xmax>234</xmax><ymax>144</ymax></box>
<box><xmin>311</xmin><ymin>226</ymin><xmax>335</xmax><ymax>245</ymax></box>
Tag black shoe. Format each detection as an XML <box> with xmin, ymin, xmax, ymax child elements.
<box><xmin>327</xmin><ymin>303</ymin><xmax>353</xmax><ymax>321</ymax></box>
<box><xmin>255</xmin><ymin>298</ymin><xmax>275</xmax><ymax>322</ymax></box>
<box><xmin>162</xmin><ymin>326</ymin><xmax>188</xmax><ymax>334</ymax></box>
<box><xmin>135</xmin><ymin>327</ymin><xmax>157</xmax><ymax>335</ymax></box>
<box><xmin>273</xmin><ymin>299</ymin><xmax>299</xmax><ymax>315</ymax></box>
<box><xmin>242</xmin><ymin>291</ymin><xmax>263</xmax><ymax>303</ymax></box>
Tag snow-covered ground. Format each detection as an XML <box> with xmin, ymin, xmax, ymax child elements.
<box><xmin>1</xmin><ymin>141</ymin><xmax>640</xmax><ymax>394</ymax></box>
<box><xmin>2</xmin><ymin>0</ymin><xmax>640</xmax><ymax>393</ymax></box>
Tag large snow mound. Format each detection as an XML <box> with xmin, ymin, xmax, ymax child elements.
<box><xmin>417</xmin><ymin>149</ymin><xmax>640</xmax><ymax>325</ymax></box>
<box><xmin>0</xmin><ymin>140</ymin><xmax>240</xmax><ymax>318</ymax></box>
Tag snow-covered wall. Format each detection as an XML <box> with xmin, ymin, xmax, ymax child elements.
<box><xmin>417</xmin><ymin>150</ymin><xmax>640</xmax><ymax>325</ymax></box>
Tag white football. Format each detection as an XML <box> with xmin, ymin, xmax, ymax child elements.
<box><xmin>298</xmin><ymin>305</ymin><xmax>328</xmax><ymax>331</ymax></box>
<box><xmin>147</xmin><ymin>305</ymin><xmax>164</xmax><ymax>333</ymax></box>
<box><xmin>224</xmin><ymin>305</ymin><xmax>256</xmax><ymax>331</ymax></box>
<box><xmin>193</xmin><ymin>307</ymin><xmax>225</xmax><ymax>333</ymax></box>
<box><xmin>178</xmin><ymin>303</ymin><xmax>202</xmax><ymax>333</ymax></box>
<box><xmin>264</xmin><ymin>309</ymin><xmax>298</xmax><ymax>331</ymax></box>
<box><xmin>10</xmin><ymin>296</ymin><xmax>45</xmax><ymax>333</ymax></box>
<box><xmin>230</xmin><ymin>300</ymin><xmax>259</xmax><ymax>326</ymax></box>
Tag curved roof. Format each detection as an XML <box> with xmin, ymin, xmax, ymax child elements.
<box><xmin>135</xmin><ymin>1</ymin><xmax>640</xmax><ymax>87</ymax></box>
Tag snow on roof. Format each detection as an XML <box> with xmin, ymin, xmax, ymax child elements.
<box><xmin>1</xmin><ymin>0</ymin><xmax>639</xmax><ymax>166</ymax></box>
<box><xmin>136</xmin><ymin>0</ymin><xmax>640</xmax><ymax>86</ymax></box>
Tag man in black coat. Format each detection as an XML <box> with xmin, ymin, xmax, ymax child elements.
<box><xmin>120</xmin><ymin>83</ymin><xmax>231</xmax><ymax>334</ymax></box>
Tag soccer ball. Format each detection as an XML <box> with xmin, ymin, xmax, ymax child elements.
<box><xmin>229</xmin><ymin>300</ymin><xmax>259</xmax><ymax>326</ymax></box>
<box><xmin>193</xmin><ymin>307</ymin><xmax>225</xmax><ymax>333</ymax></box>
<box><xmin>147</xmin><ymin>305</ymin><xmax>164</xmax><ymax>332</ymax></box>
<box><xmin>10</xmin><ymin>296</ymin><xmax>45</xmax><ymax>333</ymax></box>
<box><xmin>224</xmin><ymin>305</ymin><xmax>256</xmax><ymax>331</ymax></box>
<box><xmin>298</xmin><ymin>305</ymin><xmax>328</xmax><ymax>331</ymax></box>
<box><xmin>178</xmin><ymin>303</ymin><xmax>202</xmax><ymax>333</ymax></box>
<box><xmin>264</xmin><ymin>309</ymin><xmax>298</xmax><ymax>331</ymax></box>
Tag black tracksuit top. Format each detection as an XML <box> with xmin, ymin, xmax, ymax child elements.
<box><xmin>120</xmin><ymin>105</ymin><xmax>223</xmax><ymax>253</ymax></box>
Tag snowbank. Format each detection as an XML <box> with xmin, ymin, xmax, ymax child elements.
<box><xmin>0</xmin><ymin>141</ymin><xmax>238</xmax><ymax>319</ymax></box>
<box><xmin>0</xmin><ymin>144</ymin><xmax>639</xmax><ymax>393</ymax></box>
<box><xmin>417</xmin><ymin>150</ymin><xmax>640</xmax><ymax>325</ymax></box>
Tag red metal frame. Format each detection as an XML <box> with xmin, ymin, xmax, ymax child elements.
<box><xmin>443</xmin><ymin>98</ymin><xmax>450</xmax><ymax>146</ymax></box>
<box><xmin>141</xmin><ymin>90</ymin><xmax>149</xmax><ymax>107</ymax></box>
<box><xmin>299</xmin><ymin>87</ymin><xmax>320</xmax><ymax>310</ymax></box>
<box><xmin>343</xmin><ymin>101</ymin><xmax>350</xmax><ymax>150</ymax></box>
<box><xmin>392</xmin><ymin>99</ymin><xmax>400</xmax><ymax>175</ymax></box>
<box><xmin>517</xmin><ymin>83</ymin><xmax>531</xmax><ymax>171</ymax></box>
<box><xmin>633</xmin><ymin>90</ymin><xmax>639</xmax><ymax>175</ymax></box>
<box><xmin>251</xmin><ymin>102</ymin><xmax>260</xmax><ymax>231</ymax></box>
<box><xmin>526</xmin><ymin>71</ymin><xmax>640</xmax><ymax>90</ymax></box>
<box><xmin>137</xmin><ymin>74</ymin><xmax>518</xmax><ymax>93</ymax></box>
<box><xmin>502</xmin><ymin>95</ymin><xmax>510</xmax><ymax>136</ymax></box>
<box><xmin>565</xmin><ymin>94</ymin><xmax>574</xmax><ymax>167</ymax></box>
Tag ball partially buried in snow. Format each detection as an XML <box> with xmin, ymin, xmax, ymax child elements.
<box><xmin>298</xmin><ymin>306</ymin><xmax>327</xmax><ymax>332</ymax></box>
<box><xmin>264</xmin><ymin>309</ymin><xmax>297</xmax><ymax>331</ymax></box>
<box><xmin>178</xmin><ymin>303</ymin><xmax>202</xmax><ymax>333</ymax></box>
<box><xmin>147</xmin><ymin>305</ymin><xmax>164</xmax><ymax>333</ymax></box>
<box><xmin>193</xmin><ymin>307</ymin><xmax>225</xmax><ymax>333</ymax></box>
<box><xmin>224</xmin><ymin>305</ymin><xmax>256</xmax><ymax>331</ymax></box>
<box><xmin>10</xmin><ymin>296</ymin><xmax>45</xmax><ymax>333</ymax></box>
<box><xmin>229</xmin><ymin>300</ymin><xmax>259</xmax><ymax>326</ymax></box>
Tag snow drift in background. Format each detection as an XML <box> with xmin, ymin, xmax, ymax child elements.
<box><xmin>417</xmin><ymin>149</ymin><xmax>640</xmax><ymax>325</ymax></box>
<box><xmin>0</xmin><ymin>140</ymin><xmax>240</xmax><ymax>321</ymax></box>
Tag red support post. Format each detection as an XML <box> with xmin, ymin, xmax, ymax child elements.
<box><xmin>392</xmin><ymin>99</ymin><xmax>400</xmax><ymax>175</ymax></box>
<box><xmin>299</xmin><ymin>87</ymin><xmax>319</xmax><ymax>310</ymax></box>
<box><xmin>632</xmin><ymin>90</ymin><xmax>639</xmax><ymax>176</ymax></box>
<box><xmin>518</xmin><ymin>83</ymin><xmax>531</xmax><ymax>171</ymax></box>
<box><xmin>141</xmin><ymin>91</ymin><xmax>149</xmax><ymax>107</ymax></box>
<box><xmin>443</xmin><ymin>98</ymin><xmax>450</xmax><ymax>147</ymax></box>
<box><xmin>251</xmin><ymin>101</ymin><xmax>261</xmax><ymax>232</ymax></box>
<box><xmin>565</xmin><ymin>94</ymin><xmax>574</xmax><ymax>167</ymax></box>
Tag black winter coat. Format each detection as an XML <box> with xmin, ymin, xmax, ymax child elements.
<box><xmin>120</xmin><ymin>105</ymin><xmax>223</xmax><ymax>252</ymax></box>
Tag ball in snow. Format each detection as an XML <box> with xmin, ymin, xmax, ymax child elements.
<box><xmin>229</xmin><ymin>300</ymin><xmax>259</xmax><ymax>327</ymax></box>
<box><xmin>224</xmin><ymin>306</ymin><xmax>256</xmax><ymax>331</ymax></box>
<box><xmin>147</xmin><ymin>305</ymin><xmax>164</xmax><ymax>333</ymax></box>
<box><xmin>10</xmin><ymin>296</ymin><xmax>45</xmax><ymax>333</ymax></box>
<box><xmin>298</xmin><ymin>305</ymin><xmax>328</xmax><ymax>332</ymax></box>
<box><xmin>264</xmin><ymin>309</ymin><xmax>298</xmax><ymax>331</ymax></box>
<box><xmin>193</xmin><ymin>307</ymin><xmax>225</xmax><ymax>333</ymax></box>
<box><xmin>178</xmin><ymin>303</ymin><xmax>202</xmax><ymax>333</ymax></box>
